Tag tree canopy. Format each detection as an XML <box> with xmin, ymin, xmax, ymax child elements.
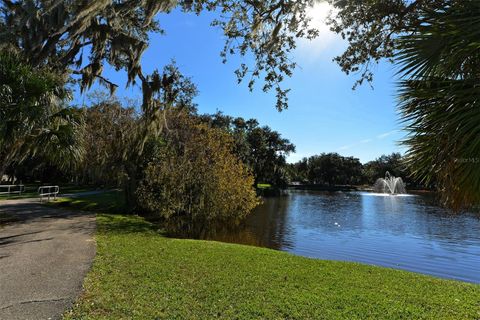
<box><xmin>291</xmin><ymin>153</ymin><xmax>363</xmax><ymax>186</ymax></box>
<box><xmin>200</xmin><ymin>112</ymin><xmax>295</xmax><ymax>188</ymax></box>
<box><xmin>327</xmin><ymin>0</ymin><xmax>447</xmax><ymax>88</ymax></box>
<box><xmin>0</xmin><ymin>0</ymin><xmax>320</xmax><ymax>110</ymax></box>
<box><xmin>137</xmin><ymin>112</ymin><xmax>259</xmax><ymax>236</ymax></box>
<box><xmin>0</xmin><ymin>50</ymin><xmax>83</xmax><ymax>179</ymax></box>
<box><xmin>363</xmin><ymin>153</ymin><xmax>408</xmax><ymax>185</ymax></box>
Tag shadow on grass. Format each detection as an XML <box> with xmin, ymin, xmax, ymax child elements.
<box><xmin>51</xmin><ymin>190</ymin><xmax>126</xmax><ymax>215</ymax></box>
<box><xmin>49</xmin><ymin>191</ymin><xmax>166</xmax><ymax>236</ymax></box>
<box><xmin>97</xmin><ymin>214</ymin><xmax>160</xmax><ymax>235</ymax></box>
<box><xmin>54</xmin><ymin>200</ymin><xmax>122</xmax><ymax>214</ymax></box>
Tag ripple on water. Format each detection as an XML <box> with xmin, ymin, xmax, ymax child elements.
<box><xmin>210</xmin><ymin>190</ymin><xmax>480</xmax><ymax>283</ymax></box>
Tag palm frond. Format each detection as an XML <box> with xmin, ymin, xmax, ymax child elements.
<box><xmin>397</xmin><ymin>0</ymin><xmax>480</xmax><ymax>209</ymax></box>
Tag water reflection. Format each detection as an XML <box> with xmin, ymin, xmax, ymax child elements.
<box><xmin>208</xmin><ymin>190</ymin><xmax>480</xmax><ymax>283</ymax></box>
<box><xmin>209</xmin><ymin>196</ymin><xmax>293</xmax><ymax>249</ymax></box>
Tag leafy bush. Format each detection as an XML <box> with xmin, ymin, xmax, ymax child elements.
<box><xmin>137</xmin><ymin>114</ymin><xmax>259</xmax><ymax>237</ymax></box>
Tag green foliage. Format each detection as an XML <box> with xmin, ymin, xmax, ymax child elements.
<box><xmin>200</xmin><ymin>112</ymin><xmax>295</xmax><ymax>188</ymax></box>
<box><xmin>70</xmin><ymin>63</ymin><xmax>198</xmax><ymax>210</ymax></box>
<box><xmin>65</xmin><ymin>213</ymin><xmax>480</xmax><ymax>319</ymax></box>
<box><xmin>363</xmin><ymin>153</ymin><xmax>409</xmax><ymax>185</ymax></box>
<box><xmin>257</xmin><ymin>183</ymin><xmax>272</xmax><ymax>189</ymax></box>
<box><xmin>136</xmin><ymin>113</ymin><xmax>259</xmax><ymax>236</ymax></box>
<box><xmin>293</xmin><ymin>153</ymin><xmax>363</xmax><ymax>186</ymax></box>
<box><xmin>397</xmin><ymin>0</ymin><xmax>480</xmax><ymax>209</ymax></box>
<box><xmin>0</xmin><ymin>50</ymin><xmax>84</xmax><ymax>178</ymax></box>
<box><xmin>79</xmin><ymin>95</ymin><xmax>139</xmax><ymax>186</ymax></box>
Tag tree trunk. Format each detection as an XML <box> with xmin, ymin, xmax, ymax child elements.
<box><xmin>0</xmin><ymin>162</ymin><xmax>8</xmax><ymax>183</ymax></box>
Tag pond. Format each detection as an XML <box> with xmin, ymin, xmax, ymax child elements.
<box><xmin>208</xmin><ymin>190</ymin><xmax>480</xmax><ymax>283</ymax></box>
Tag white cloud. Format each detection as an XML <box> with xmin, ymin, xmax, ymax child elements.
<box><xmin>377</xmin><ymin>130</ymin><xmax>398</xmax><ymax>139</ymax></box>
<box><xmin>337</xmin><ymin>130</ymin><xmax>400</xmax><ymax>152</ymax></box>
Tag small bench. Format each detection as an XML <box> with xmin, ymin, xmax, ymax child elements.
<box><xmin>38</xmin><ymin>186</ymin><xmax>59</xmax><ymax>202</ymax></box>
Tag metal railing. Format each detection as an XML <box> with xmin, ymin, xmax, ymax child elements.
<box><xmin>38</xmin><ymin>186</ymin><xmax>59</xmax><ymax>202</ymax></box>
<box><xmin>0</xmin><ymin>184</ymin><xmax>25</xmax><ymax>195</ymax></box>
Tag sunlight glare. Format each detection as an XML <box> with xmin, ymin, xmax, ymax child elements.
<box><xmin>297</xmin><ymin>2</ymin><xmax>340</xmax><ymax>57</ymax></box>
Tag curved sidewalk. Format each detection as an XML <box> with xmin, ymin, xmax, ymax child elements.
<box><xmin>0</xmin><ymin>199</ymin><xmax>96</xmax><ymax>320</ymax></box>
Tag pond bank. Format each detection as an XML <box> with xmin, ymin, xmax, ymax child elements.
<box><xmin>64</xmin><ymin>213</ymin><xmax>480</xmax><ymax>319</ymax></box>
<box><xmin>208</xmin><ymin>190</ymin><xmax>480</xmax><ymax>283</ymax></box>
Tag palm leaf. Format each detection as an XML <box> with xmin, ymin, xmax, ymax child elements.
<box><xmin>396</xmin><ymin>0</ymin><xmax>480</xmax><ymax>209</ymax></box>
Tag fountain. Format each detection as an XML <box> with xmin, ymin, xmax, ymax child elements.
<box><xmin>374</xmin><ymin>171</ymin><xmax>406</xmax><ymax>195</ymax></box>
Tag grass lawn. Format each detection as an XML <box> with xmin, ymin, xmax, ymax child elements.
<box><xmin>51</xmin><ymin>190</ymin><xmax>125</xmax><ymax>214</ymax></box>
<box><xmin>64</xmin><ymin>213</ymin><xmax>480</xmax><ymax>319</ymax></box>
<box><xmin>257</xmin><ymin>183</ymin><xmax>272</xmax><ymax>189</ymax></box>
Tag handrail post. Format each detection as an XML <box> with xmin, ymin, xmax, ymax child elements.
<box><xmin>38</xmin><ymin>185</ymin><xmax>60</xmax><ymax>202</ymax></box>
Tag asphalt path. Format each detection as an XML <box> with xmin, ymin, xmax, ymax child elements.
<box><xmin>0</xmin><ymin>199</ymin><xmax>95</xmax><ymax>320</ymax></box>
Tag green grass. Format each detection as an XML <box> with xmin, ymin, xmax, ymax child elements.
<box><xmin>257</xmin><ymin>183</ymin><xmax>272</xmax><ymax>189</ymax></box>
<box><xmin>65</xmin><ymin>213</ymin><xmax>480</xmax><ymax>319</ymax></box>
<box><xmin>51</xmin><ymin>190</ymin><xmax>125</xmax><ymax>214</ymax></box>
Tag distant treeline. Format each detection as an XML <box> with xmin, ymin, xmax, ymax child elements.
<box><xmin>199</xmin><ymin>115</ymin><xmax>426</xmax><ymax>191</ymax></box>
<box><xmin>288</xmin><ymin>153</ymin><xmax>427</xmax><ymax>189</ymax></box>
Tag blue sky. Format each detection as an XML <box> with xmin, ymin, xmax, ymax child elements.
<box><xmin>76</xmin><ymin>4</ymin><xmax>406</xmax><ymax>164</ymax></box>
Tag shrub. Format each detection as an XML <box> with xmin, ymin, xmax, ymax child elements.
<box><xmin>136</xmin><ymin>114</ymin><xmax>259</xmax><ymax>237</ymax></box>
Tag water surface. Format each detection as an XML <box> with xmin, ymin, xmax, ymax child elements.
<box><xmin>210</xmin><ymin>190</ymin><xmax>480</xmax><ymax>283</ymax></box>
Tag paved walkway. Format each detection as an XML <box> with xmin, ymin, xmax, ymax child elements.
<box><xmin>0</xmin><ymin>199</ymin><xmax>96</xmax><ymax>320</ymax></box>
